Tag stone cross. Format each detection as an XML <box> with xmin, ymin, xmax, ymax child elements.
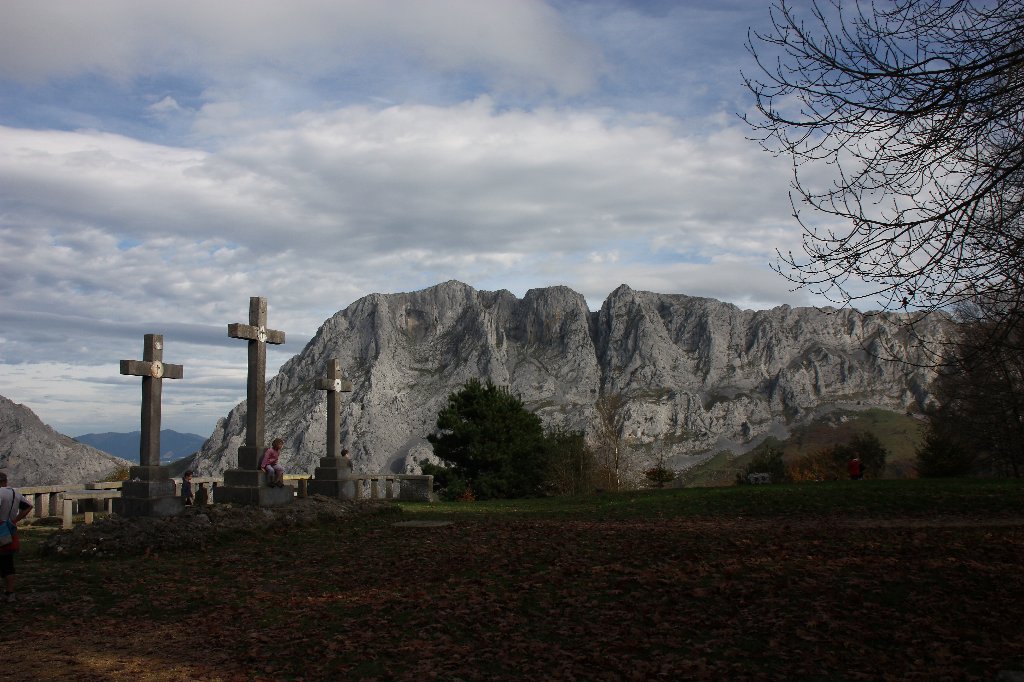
<box><xmin>120</xmin><ymin>334</ymin><xmax>183</xmax><ymax>469</ymax></box>
<box><xmin>228</xmin><ymin>297</ymin><xmax>285</xmax><ymax>453</ymax></box>
<box><xmin>318</xmin><ymin>359</ymin><xmax>353</xmax><ymax>460</ymax></box>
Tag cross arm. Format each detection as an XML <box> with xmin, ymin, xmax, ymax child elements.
<box><xmin>318</xmin><ymin>378</ymin><xmax>353</xmax><ymax>392</ymax></box>
<box><xmin>120</xmin><ymin>360</ymin><xmax>184</xmax><ymax>379</ymax></box>
<box><xmin>228</xmin><ymin>323</ymin><xmax>286</xmax><ymax>345</ymax></box>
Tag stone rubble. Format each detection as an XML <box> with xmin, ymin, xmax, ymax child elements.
<box><xmin>37</xmin><ymin>495</ymin><xmax>395</xmax><ymax>559</ymax></box>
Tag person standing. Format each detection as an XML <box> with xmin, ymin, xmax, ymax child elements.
<box><xmin>0</xmin><ymin>472</ymin><xmax>33</xmax><ymax>602</ymax></box>
<box><xmin>181</xmin><ymin>471</ymin><xmax>195</xmax><ymax>506</ymax></box>
<box><xmin>847</xmin><ymin>456</ymin><xmax>864</xmax><ymax>481</ymax></box>
<box><xmin>261</xmin><ymin>438</ymin><xmax>286</xmax><ymax>487</ymax></box>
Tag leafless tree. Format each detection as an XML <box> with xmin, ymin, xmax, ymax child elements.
<box><xmin>744</xmin><ymin>0</ymin><xmax>1024</xmax><ymax>349</ymax></box>
<box><xmin>594</xmin><ymin>393</ymin><xmax>626</xmax><ymax>490</ymax></box>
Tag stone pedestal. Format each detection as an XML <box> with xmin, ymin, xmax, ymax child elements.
<box><xmin>213</xmin><ymin>447</ymin><xmax>295</xmax><ymax>507</ymax></box>
<box><xmin>308</xmin><ymin>456</ymin><xmax>355</xmax><ymax>499</ymax></box>
<box><xmin>398</xmin><ymin>475</ymin><xmax>435</xmax><ymax>502</ymax></box>
<box><xmin>112</xmin><ymin>465</ymin><xmax>184</xmax><ymax>518</ymax></box>
<box><xmin>236</xmin><ymin>446</ymin><xmax>263</xmax><ymax>471</ymax></box>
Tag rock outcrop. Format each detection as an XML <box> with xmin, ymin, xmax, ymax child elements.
<box><xmin>0</xmin><ymin>395</ymin><xmax>133</xmax><ymax>486</ymax></box>
<box><xmin>193</xmin><ymin>281</ymin><xmax>949</xmax><ymax>479</ymax></box>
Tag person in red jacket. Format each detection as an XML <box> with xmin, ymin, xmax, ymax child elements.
<box><xmin>261</xmin><ymin>438</ymin><xmax>286</xmax><ymax>487</ymax></box>
<box><xmin>847</xmin><ymin>456</ymin><xmax>864</xmax><ymax>480</ymax></box>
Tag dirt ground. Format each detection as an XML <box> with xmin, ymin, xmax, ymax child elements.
<box><xmin>5</xmin><ymin>506</ymin><xmax>1024</xmax><ymax>680</ymax></box>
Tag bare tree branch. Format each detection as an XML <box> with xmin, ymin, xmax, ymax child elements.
<box><xmin>744</xmin><ymin>0</ymin><xmax>1024</xmax><ymax>350</ymax></box>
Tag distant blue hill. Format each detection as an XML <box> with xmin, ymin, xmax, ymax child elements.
<box><xmin>73</xmin><ymin>430</ymin><xmax>207</xmax><ymax>464</ymax></box>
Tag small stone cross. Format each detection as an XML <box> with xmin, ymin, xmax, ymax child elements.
<box><xmin>228</xmin><ymin>297</ymin><xmax>285</xmax><ymax>451</ymax></box>
<box><xmin>120</xmin><ymin>334</ymin><xmax>183</xmax><ymax>468</ymax></box>
<box><xmin>318</xmin><ymin>359</ymin><xmax>353</xmax><ymax>460</ymax></box>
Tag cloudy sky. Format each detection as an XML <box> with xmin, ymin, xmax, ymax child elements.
<box><xmin>1</xmin><ymin>0</ymin><xmax>827</xmax><ymax>439</ymax></box>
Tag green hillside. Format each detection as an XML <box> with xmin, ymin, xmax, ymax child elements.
<box><xmin>681</xmin><ymin>408</ymin><xmax>928</xmax><ymax>486</ymax></box>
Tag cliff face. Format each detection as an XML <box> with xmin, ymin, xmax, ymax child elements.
<box><xmin>194</xmin><ymin>281</ymin><xmax>948</xmax><ymax>478</ymax></box>
<box><xmin>0</xmin><ymin>395</ymin><xmax>133</xmax><ymax>486</ymax></box>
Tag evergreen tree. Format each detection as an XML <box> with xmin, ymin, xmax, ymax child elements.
<box><xmin>426</xmin><ymin>379</ymin><xmax>547</xmax><ymax>499</ymax></box>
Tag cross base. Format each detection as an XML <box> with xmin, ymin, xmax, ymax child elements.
<box><xmin>122</xmin><ymin>478</ymin><xmax>175</xmax><ymax>497</ymax></box>
<box><xmin>308</xmin><ymin>456</ymin><xmax>356</xmax><ymax>499</ymax></box>
<box><xmin>308</xmin><ymin>478</ymin><xmax>358</xmax><ymax>498</ymax></box>
<box><xmin>224</xmin><ymin>469</ymin><xmax>280</xmax><ymax>486</ymax></box>
<box><xmin>113</xmin><ymin>495</ymin><xmax>185</xmax><ymax>518</ymax></box>
<box><xmin>214</xmin><ymin>444</ymin><xmax>296</xmax><ymax>506</ymax></box>
<box><xmin>128</xmin><ymin>465</ymin><xmax>172</xmax><ymax>482</ymax></box>
<box><xmin>236</xmin><ymin>446</ymin><xmax>264</xmax><ymax>471</ymax></box>
<box><xmin>214</xmin><ymin>476</ymin><xmax>295</xmax><ymax>507</ymax></box>
<box><xmin>114</xmin><ymin>475</ymin><xmax>182</xmax><ymax>518</ymax></box>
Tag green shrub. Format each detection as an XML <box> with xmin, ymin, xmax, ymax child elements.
<box><xmin>740</xmin><ymin>447</ymin><xmax>787</xmax><ymax>484</ymax></box>
<box><xmin>644</xmin><ymin>455</ymin><xmax>676</xmax><ymax>488</ymax></box>
<box><xmin>427</xmin><ymin>379</ymin><xmax>547</xmax><ymax>499</ymax></box>
<box><xmin>916</xmin><ymin>427</ymin><xmax>978</xmax><ymax>477</ymax></box>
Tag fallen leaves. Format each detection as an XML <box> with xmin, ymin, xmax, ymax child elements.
<box><xmin>3</xmin><ymin>512</ymin><xmax>1024</xmax><ymax>680</ymax></box>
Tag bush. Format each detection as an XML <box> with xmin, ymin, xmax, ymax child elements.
<box><xmin>104</xmin><ymin>464</ymin><xmax>131</xmax><ymax>482</ymax></box>
<box><xmin>741</xmin><ymin>447</ymin><xmax>787</xmax><ymax>484</ymax></box>
<box><xmin>840</xmin><ymin>432</ymin><xmax>888</xmax><ymax>479</ymax></box>
<box><xmin>644</xmin><ymin>455</ymin><xmax>676</xmax><ymax>488</ymax></box>
<box><xmin>427</xmin><ymin>379</ymin><xmax>547</xmax><ymax>500</ymax></box>
<box><xmin>419</xmin><ymin>460</ymin><xmax>472</xmax><ymax>502</ymax></box>
<box><xmin>788</xmin><ymin>432</ymin><xmax>889</xmax><ymax>481</ymax></box>
<box><xmin>787</xmin><ymin>450</ymin><xmax>837</xmax><ymax>482</ymax></box>
<box><xmin>916</xmin><ymin>427</ymin><xmax>978</xmax><ymax>478</ymax></box>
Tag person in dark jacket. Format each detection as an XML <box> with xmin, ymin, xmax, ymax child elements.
<box><xmin>0</xmin><ymin>472</ymin><xmax>34</xmax><ymax>602</ymax></box>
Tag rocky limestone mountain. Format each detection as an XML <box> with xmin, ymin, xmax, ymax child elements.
<box><xmin>0</xmin><ymin>395</ymin><xmax>133</xmax><ymax>486</ymax></box>
<box><xmin>194</xmin><ymin>281</ymin><xmax>949</xmax><ymax>481</ymax></box>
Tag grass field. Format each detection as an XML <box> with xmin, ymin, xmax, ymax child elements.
<box><xmin>4</xmin><ymin>478</ymin><xmax>1024</xmax><ymax>680</ymax></box>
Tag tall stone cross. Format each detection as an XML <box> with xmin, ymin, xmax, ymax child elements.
<box><xmin>120</xmin><ymin>334</ymin><xmax>183</xmax><ymax>470</ymax></box>
<box><xmin>318</xmin><ymin>359</ymin><xmax>353</xmax><ymax>460</ymax></box>
<box><xmin>228</xmin><ymin>297</ymin><xmax>285</xmax><ymax>464</ymax></box>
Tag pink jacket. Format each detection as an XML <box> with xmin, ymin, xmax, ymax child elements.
<box><xmin>260</xmin><ymin>446</ymin><xmax>281</xmax><ymax>469</ymax></box>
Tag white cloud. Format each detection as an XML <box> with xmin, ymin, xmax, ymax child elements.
<box><xmin>1</xmin><ymin>101</ymin><xmax>800</xmax><ymax>331</ymax></box>
<box><xmin>0</xmin><ymin>1</ymin><xmax>821</xmax><ymax>436</ymax></box>
<box><xmin>0</xmin><ymin>1</ymin><xmax>600</xmax><ymax>97</ymax></box>
<box><xmin>147</xmin><ymin>95</ymin><xmax>187</xmax><ymax>117</ymax></box>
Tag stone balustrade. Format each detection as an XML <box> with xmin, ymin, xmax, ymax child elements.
<box><xmin>15</xmin><ymin>472</ymin><xmax>433</xmax><ymax>529</ymax></box>
<box><xmin>59</xmin><ymin>490</ymin><xmax>122</xmax><ymax>529</ymax></box>
<box><xmin>14</xmin><ymin>485</ymin><xmax>67</xmax><ymax>519</ymax></box>
<box><xmin>345</xmin><ymin>474</ymin><xmax>434</xmax><ymax>502</ymax></box>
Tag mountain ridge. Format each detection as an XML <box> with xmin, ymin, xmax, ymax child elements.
<box><xmin>73</xmin><ymin>430</ymin><xmax>206</xmax><ymax>464</ymax></box>
<box><xmin>193</xmin><ymin>281</ymin><xmax>948</xmax><ymax>482</ymax></box>
<box><xmin>0</xmin><ymin>395</ymin><xmax>133</xmax><ymax>486</ymax></box>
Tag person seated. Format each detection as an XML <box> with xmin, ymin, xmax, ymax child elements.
<box><xmin>261</xmin><ymin>438</ymin><xmax>286</xmax><ymax>487</ymax></box>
